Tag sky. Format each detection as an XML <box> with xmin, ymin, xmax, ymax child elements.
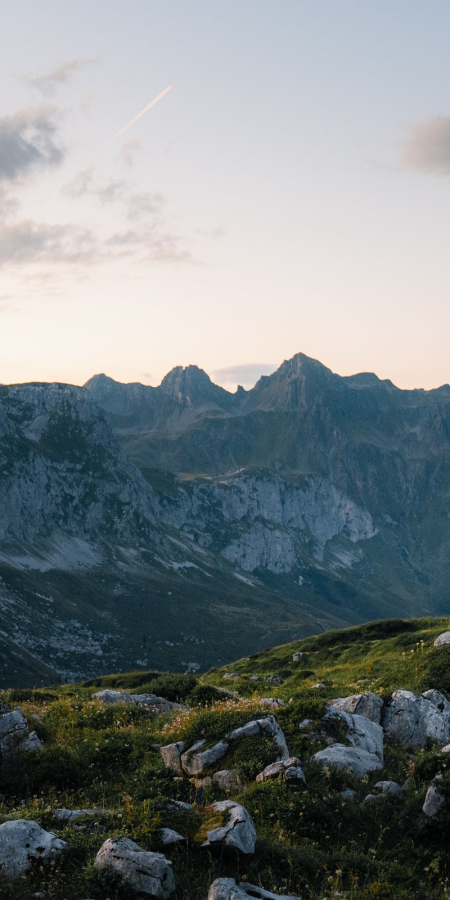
<box><xmin>1</xmin><ymin>2</ymin><xmax>450</xmax><ymax>391</ymax></box>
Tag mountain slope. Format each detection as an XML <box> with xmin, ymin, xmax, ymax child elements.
<box><xmin>3</xmin><ymin>617</ymin><xmax>450</xmax><ymax>899</ymax></box>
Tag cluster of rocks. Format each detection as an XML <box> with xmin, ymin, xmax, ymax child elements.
<box><xmin>0</xmin><ymin>703</ymin><xmax>43</xmax><ymax>762</ymax></box>
<box><xmin>160</xmin><ymin>714</ymin><xmax>290</xmax><ymax>778</ymax></box>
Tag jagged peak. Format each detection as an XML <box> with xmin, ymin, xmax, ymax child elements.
<box><xmin>160</xmin><ymin>365</ymin><xmax>231</xmax><ymax>406</ymax></box>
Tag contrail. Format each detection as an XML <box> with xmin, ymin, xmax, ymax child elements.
<box><xmin>95</xmin><ymin>84</ymin><xmax>173</xmax><ymax>157</ymax></box>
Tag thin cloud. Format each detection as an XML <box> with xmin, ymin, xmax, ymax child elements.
<box><xmin>64</xmin><ymin>167</ymin><xmax>128</xmax><ymax>204</ymax></box>
<box><xmin>119</xmin><ymin>138</ymin><xmax>142</xmax><ymax>168</ymax></box>
<box><xmin>0</xmin><ymin>218</ymin><xmax>98</xmax><ymax>267</ymax></box>
<box><xmin>23</xmin><ymin>58</ymin><xmax>101</xmax><ymax>97</ymax></box>
<box><xmin>106</xmin><ymin>228</ymin><xmax>195</xmax><ymax>264</ymax></box>
<box><xmin>212</xmin><ymin>363</ymin><xmax>277</xmax><ymax>387</ymax></box>
<box><xmin>401</xmin><ymin>116</ymin><xmax>450</xmax><ymax>175</ymax></box>
<box><xmin>0</xmin><ymin>106</ymin><xmax>64</xmax><ymax>182</ymax></box>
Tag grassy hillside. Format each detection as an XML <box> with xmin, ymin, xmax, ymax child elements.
<box><xmin>2</xmin><ymin>617</ymin><xmax>450</xmax><ymax>899</ymax></box>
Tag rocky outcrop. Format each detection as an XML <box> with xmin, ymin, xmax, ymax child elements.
<box><xmin>94</xmin><ymin>837</ymin><xmax>175</xmax><ymax>897</ymax></box>
<box><xmin>208</xmin><ymin>877</ymin><xmax>302</xmax><ymax>900</ymax></box>
<box><xmin>0</xmin><ymin>819</ymin><xmax>66</xmax><ymax>877</ymax></box>
<box><xmin>382</xmin><ymin>690</ymin><xmax>450</xmax><ymax>748</ymax></box>
<box><xmin>201</xmin><ymin>801</ymin><xmax>256</xmax><ymax>854</ymax></box>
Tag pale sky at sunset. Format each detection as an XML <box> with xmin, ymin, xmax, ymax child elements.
<box><xmin>2</xmin><ymin>1</ymin><xmax>450</xmax><ymax>391</ymax></box>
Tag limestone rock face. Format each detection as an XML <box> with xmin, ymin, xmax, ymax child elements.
<box><xmin>382</xmin><ymin>689</ymin><xmax>450</xmax><ymax>748</ymax></box>
<box><xmin>0</xmin><ymin>819</ymin><xmax>66</xmax><ymax>877</ymax></box>
<box><xmin>256</xmin><ymin>757</ymin><xmax>306</xmax><ymax>785</ymax></box>
<box><xmin>94</xmin><ymin>836</ymin><xmax>175</xmax><ymax>897</ymax></box>
<box><xmin>434</xmin><ymin>632</ymin><xmax>450</xmax><ymax>647</ymax></box>
<box><xmin>202</xmin><ymin>801</ymin><xmax>256</xmax><ymax>855</ymax></box>
<box><xmin>313</xmin><ymin>744</ymin><xmax>383</xmax><ymax>777</ymax></box>
<box><xmin>208</xmin><ymin>877</ymin><xmax>302</xmax><ymax>900</ymax></box>
<box><xmin>330</xmin><ymin>691</ymin><xmax>384</xmax><ymax>724</ymax></box>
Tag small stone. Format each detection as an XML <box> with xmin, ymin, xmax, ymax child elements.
<box><xmin>256</xmin><ymin>757</ymin><xmax>305</xmax><ymax>785</ymax></box>
<box><xmin>160</xmin><ymin>827</ymin><xmax>184</xmax><ymax>845</ymax></box>
<box><xmin>423</xmin><ymin>785</ymin><xmax>447</xmax><ymax>820</ymax></box>
<box><xmin>208</xmin><ymin>877</ymin><xmax>302</xmax><ymax>900</ymax></box>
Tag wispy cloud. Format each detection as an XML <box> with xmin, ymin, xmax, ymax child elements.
<box><xmin>0</xmin><ymin>106</ymin><xmax>64</xmax><ymax>183</ymax></box>
<box><xmin>211</xmin><ymin>363</ymin><xmax>277</xmax><ymax>388</ymax></box>
<box><xmin>0</xmin><ymin>218</ymin><xmax>98</xmax><ymax>267</ymax></box>
<box><xmin>23</xmin><ymin>59</ymin><xmax>101</xmax><ymax>97</ymax></box>
<box><xmin>401</xmin><ymin>116</ymin><xmax>450</xmax><ymax>176</ymax></box>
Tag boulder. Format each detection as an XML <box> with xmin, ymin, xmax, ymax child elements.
<box><xmin>330</xmin><ymin>691</ymin><xmax>384</xmax><ymax>724</ymax></box>
<box><xmin>53</xmin><ymin>808</ymin><xmax>109</xmax><ymax>824</ymax></box>
<box><xmin>322</xmin><ymin>706</ymin><xmax>384</xmax><ymax>761</ymax></box>
<box><xmin>382</xmin><ymin>689</ymin><xmax>450</xmax><ymax>748</ymax></box>
<box><xmin>434</xmin><ymin>632</ymin><xmax>450</xmax><ymax>647</ymax></box>
<box><xmin>373</xmin><ymin>780</ymin><xmax>403</xmax><ymax>798</ymax></box>
<box><xmin>250</xmin><ymin>675</ymin><xmax>260</xmax><ymax>681</ymax></box>
<box><xmin>212</xmin><ymin>769</ymin><xmax>244</xmax><ymax>791</ymax></box>
<box><xmin>160</xmin><ymin>828</ymin><xmax>184</xmax><ymax>845</ymax></box>
<box><xmin>19</xmin><ymin>731</ymin><xmax>43</xmax><ymax>753</ymax></box>
<box><xmin>91</xmin><ymin>690</ymin><xmax>134</xmax><ymax>705</ymax></box>
<box><xmin>265</xmin><ymin>675</ymin><xmax>284</xmax><ymax>686</ymax></box>
<box><xmin>226</xmin><ymin>715</ymin><xmax>289</xmax><ymax>760</ymax></box>
<box><xmin>0</xmin><ymin>819</ymin><xmax>66</xmax><ymax>877</ymax></box>
<box><xmin>131</xmin><ymin>694</ymin><xmax>187</xmax><ymax>713</ymax></box>
<box><xmin>202</xmin><ymin>801</ymin><xmax>256</xmax><ymax>854</ymax></box>
<box><xmin>313</xmin><ymin>744</ymin><xmax>383</xmax><ymax>777</ymax></box>
<box><xmin>260</xmin><ymin>698</ymin><xmax>288</xmax><ymax>709</ymax></box>
<box><xmin>160</xmin><ymin>741</ymin><xmax>186</xmax><ymax>775</ymax></box>
<box><xmin>422</xmin><ymin>785</ymin><xmax>447</xmax><ymax>820</ymax></box>
<box><xmin>94</xmin><ymin>836</ymin><xmax>175</xmax><ymax>897</ymax></box>
<box><xmin>256</xmin><ymin>757</ymin><xmax>305</xmax><ymax>785</ymax></box>
<box><xmin>209</xmin><ymin>877</ymin><xmax>302</xmax><ymax>900</ymax></box>
<box><xmin>0</xmin><ymin>709</ymin><xmax>42</xmax><ymax>758</ymax></box>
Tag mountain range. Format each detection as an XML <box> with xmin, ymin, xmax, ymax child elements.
<box><xmin>2</xmin><ymin>352</ymin><xmax>450</xmax><ymax>687</ymax></box>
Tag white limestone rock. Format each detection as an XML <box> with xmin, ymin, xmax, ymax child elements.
<box><xmin>94</xmin><ymin>836</ymin><xmax>175</xmax><ymax>897</ymax></box>
<box><xmin>434</xmin><ymin>632</ymin><xmax>450</xmax><ymax>647</ymax></box>
<box><xmin>313</xmin><ymin>744</ymin><xmax>383</xmax><ymax>777</ymax></box>
<box><xmin>382</xmin><ymin>689</ymin><xmax>450</xmax><ymax>748</ymax></box>
<box><xmin>373</xmin><ymin>780</ymin><xmax>403</xmax><ymax>797</ymax></box>
<box><xmin>160</xmin><ymin>741</ymin><xmax>186</xmax><ymax>775</ymax></box>
<box><xmin>160</xmin><ymin>828</ymin><xmax>184</xmax><ymax>845</ymax></box>
<box><xmin>330</xmin><ymin>691</ymin><xmax>384</xmax><ymax>724</ymax></box>
<box><xmin>91</xmin><ymin>690</ymin><xmax>134</xmax><ymax>705</ymax></box>
<box><xmin>202</xmin><ymin>801</ymin><xmax>256</xmax><ymax>855</ymax></box>
<box><xmin>256</xmin><ymin>757</ymin><xmax>305</xmax><ymax>785</ymax></box>
<box><xmin>226</xmin><ymin>715</ymin><xmax>289</xmax><ymax>760</ymax></box>
<box><xmin>0</xmin><ymin>709</ymin><xmax>42</xmax><ymax>758</ymax></box>
<box><xmin>322</xmin><ymin>706</ymin><xmax>384</xmax><ymax>761</ymax></box>
<box><xmin>208</xmin><ymin>877</ymin><xmax>302</xmax><ymax>900</ymax></box>
<box><xmin>181</xmin><ymin>739</ymin><xmax>229</xmax><ymax>776</ymax></box>
<box><xmin>0</xmin><ymin>819</ymin><xmax>66</xmax><ymax>877</ymax></box>
<box><xmin>422</xmin><ymin>785</ymin><xmax>447</xmax><ymax>820</ymax></box>
<box><xmin>53</xmin><ymin>808</ymin><xmax>109</xmax><ymax>824</ymax></box>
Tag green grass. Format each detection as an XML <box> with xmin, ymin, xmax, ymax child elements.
<box><xmin>2</xmin><ymin>617</ymin><xmax>450</xmax><ymax>898</ymax></box>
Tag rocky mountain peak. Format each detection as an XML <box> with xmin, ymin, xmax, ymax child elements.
<box><xmin>160</xmin><ymin>365</ymin><xmax>230</xmax><ymax>407</ymax></box>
